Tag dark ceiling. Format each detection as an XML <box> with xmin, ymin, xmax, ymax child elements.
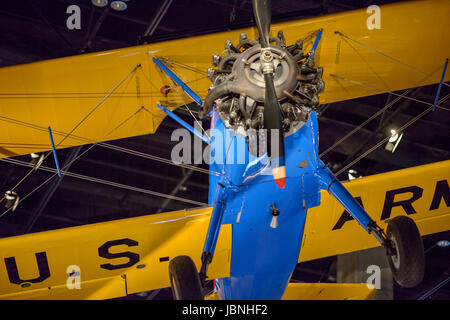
<box><xmin>0</xmin><ymin>0</ymin><xmax>448</xmax><ymax>300</ymax></box>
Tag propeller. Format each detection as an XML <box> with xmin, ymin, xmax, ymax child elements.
<box><xmin>252</xmin><ymin>0</ymin><xmax>286</xmax><ymax>188</ymax></box>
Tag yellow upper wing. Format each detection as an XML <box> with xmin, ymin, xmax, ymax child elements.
<box><xmin>0</xmin><ymin>0</ymin><xmax>448</xmax><ymax>158</ymax></box>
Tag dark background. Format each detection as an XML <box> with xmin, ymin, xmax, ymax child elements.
<box><xmin>0</xmin><ymin>0</ymin><xmax>448</xmax><ymax>300</ymax></box>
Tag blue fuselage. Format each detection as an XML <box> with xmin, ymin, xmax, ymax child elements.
<box><xmin>207</xmin><ymin>111</ymin><xmax>322</xmax><ymax>299</ymax></box>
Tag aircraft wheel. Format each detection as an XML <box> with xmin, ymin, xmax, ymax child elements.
<box><xmin>169</xmin><ymin>255</ymin><xmax>203</xmax><ymax>300</ymax></box>
<box><xmin>386</xmin><ymin>216</ymin><xmax>425</xmax><ymax>288</ymax></box>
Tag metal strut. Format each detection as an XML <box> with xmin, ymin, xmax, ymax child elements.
<box><xmin>48</xmin><ymin>126</ymin><xmax>61</xmax><ymax>178</ymax></box>
<box><xmin>432</xmin><ymin>58</ymin><xmax>448</xmax><ymax>112</ymax></box>
<box><xmin>152</xmin><ymin>57</ymin><xmax>204</xmax><ymax>107</ymax></box>
<box><xmin>156</xmin><ymin>104</ymin><xmax>211</xmax><ymax>144</ymax></box>
<box><xmin>199</xmin><ymin>180</ymin><xmax>230</xmax><ymax>284</ymax></box>
<box><xmin>315</xmin><ymin>161</ymin><xmax>394</xmax><ymax>253</ymax></box>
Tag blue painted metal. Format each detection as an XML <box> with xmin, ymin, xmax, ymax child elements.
<box><xmin>48</xmin><ymin>126</ymin><xmax>61</xmax><ymax>178</ymax></box>
<box><xmin>315</xmin><ymin>163</ymin><xmax>372</xmax><ymax>230</ymax></box>
<box><xmin>311</xmin><ymin>28</ymin><xmax>323</xmax><ymax>55</ymax></box>
<box><xmin>205</xmin><ymin>110</ymin><xmax>376</xmax><ymax>299</ymax></box>
<box><xmin>152</xmin><ymin>57</ymin><xmax>204</xmax><ymax>107</ymax></box>
<box><xmin>156</xmin><ymin>104</ymin><xmax>210</xmax><ymax>144</ymax></box>
<box><xmin>156</xmin><ymin>65</ymin><xmax>380</xmax><ymax>299</ymax></box>
<box><xmin>207</xmin><ymin>112</ymin><xmax>322</xmax><ymax>299</ymax></box>
<box><xmin>201</xmin><ymin>178</ymin><xmax>232</xmax><ymax>268</ymax></box>
<box><xmin>432</xmin><ymin>58</ymin><xmax>448</xmax><ymax>111</ymax></box>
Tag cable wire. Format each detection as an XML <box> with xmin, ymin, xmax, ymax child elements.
<box><xmin>334</xmin><ymin>93</ymin><xmax>449</xmax><ymax>177</ymax></box>
<box><xmin>329</xmin><ymin>74</ymin><xmax>449</xmax><ymax>111</ymax></box>
<box><xmin>320</xmin><ymin>88</ymin><xmax>413</xmax><ymax>157</ymax></box>
<box><xmin>0</xmin><ymin>158</ymin><xmax>207</xmax><ymax>208</ymax></box>
<box><xmin>0</xmin><ymin>65</ymin><xmax>141</xmax><ymax>203</ymax></box>
<box><xmin>334</xmin><ymin>31</ymin><xmax>450</xmax><ymax>88</ymax></box>
<box><xmin>0</xmin><ymin>106</ymin><xmax>207</xmax><ymax>218</ymax></box>
<box><xmin>0</xmin><ymin>114</ymin><xmax>220</xmax><ymax>176</ymax></box>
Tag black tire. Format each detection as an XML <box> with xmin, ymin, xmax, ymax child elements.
<box><xmin>386</xmin><ymin>216</ymin><xmax>425</xmax><ymax>288</ymax></box>
<box><xmin>169</xmin><ymin>255</ymin><xmax>203</xmax><ymax>300</ymax></box>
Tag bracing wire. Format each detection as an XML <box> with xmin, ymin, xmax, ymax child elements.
<box><xmin>0</xmin><ymin>106</ymin><xmax>208</xmax><ymax>218</ymax></box>
<box><xmin>0</xmin><ymin>158</ymin><xmax>207</xmax><ymax>212</ymax></box>
<box><xmin>334</xmin><ymin>93</ymin><xmax>449</xmax><ymax>177</ymax></box>
<box><xmin>334</xmin><ymin>31</ymin><xmax>450</xmax><ymax>88</ymax></box>
<box><xmin>320</xmin><ymin>88</ymin><xmax>413</xmax><ymax>157</ymax></box>
<box><xmin>0</xmin><ymin>115</ymin><xmax>220</xmax><ymax>176</ymax></box>
<box><xmin>0</xmin><ymin>65</ymin><xmax>141</xmax><ymax>203</ymax></box>
<box><xmin>150</xmin><ymin>58</ymin><xmax>212</xmax><ymax>141</ymax></box>
<box><xmin>329</xmin><ymin>74</ymin><xmax>449</xmax><ymax>111</ymax></box>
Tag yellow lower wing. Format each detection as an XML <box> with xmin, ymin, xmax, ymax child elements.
<box><xmin>0</xmin><ymin>0</ymin><xmax>448</xmax><ymax>158</ymax></box>
<box><xmin>0</xmin><ymin>160</ymin><xmax>448</xmax><ymax>300</ymax></box>
<box><xmin>0</xmin><ymin>207</ymin><xmax>231</xmax><ymax>300</ymax></box>
<box><xmin>299</xmin><ymin>160</ymin><xmax>450</xmax><ymax>262</ymax></box>
<box><xmin>205</xmin><ymin>283</ymin><xmax>376</xmax><ymax>300</ymax></box>
<box><xmin>282</xmin><ymin>283</ymin><xmax>376</xmax><ymax>300</ymax></box>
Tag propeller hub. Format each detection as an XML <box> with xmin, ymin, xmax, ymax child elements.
<box><xmin>260</xmin><ymin>48</ymin><xmax>275</xmax><ymax>74</ymax></box>
<box><xmin>203</xmin><ymin>32</ymin><xmax>324</xmax><ymax>140</ymax></box>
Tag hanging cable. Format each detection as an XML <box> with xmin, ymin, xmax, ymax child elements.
<box><xmin>158</xmin><ymin>57</ymin><xmax>208</xmax><ymax>76</ymax></box>
<box><xmin>0</xmin><ymin>106</ymin><xmax>207</xmax><ymax>218</ymax></box>
<box><xmin>334</xmin><ymin>31</ymin><xmax>450</xmax><ymax>88</ymax></box>
<box><xmin>150</xmin><ymin>60</ymin><xmax>212</xmax><ymax>141</ymax></box>
<box><xmin>0</xmin><ymin>65</ymin><xmax>141</xmax><ymax>204</ymax></box>
<box><xmin>0</xmin><ymin>158</ymin><xmax>207</xmax><ymax>211</ymax></box>
<box><xmin>334</xmin><ymin>94</ymin><xmax>449</xmax><ymax>177</ymax></box>
<box><xmin>0</xmin><ymin>114</ymin><xmax>220</xmax><ymax>176</ymax></box>
<box><xmin>329</xmin><ymin>74</ymin><xmax>449</xmax><ymax>111</ymax></box>
<box><xmin>1</xmin><ymin>106</ymin><xmax>147</xmax><ymax>217</ymax></box>
<box><xmin>320</xmin><ymin>88</ymin><xmax>413</xmax><ymax>157</ymax></box>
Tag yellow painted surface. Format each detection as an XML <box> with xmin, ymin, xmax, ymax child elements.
<box><xmin>0</xmin><ymin>0</ymin><xmax>448</xmax><ymax>157</ymax></box>
<box><xmin>299</xmin><ymin>160</ymin><xmax>450</xmax><ymax>262</ymax></box>
<box><xmin>0</xmin><ymin>160</ymin><xmax>448</xmax><ymax>299</ymax></box>
<box><xmin>0</xmin><ymin>276</ymin><xmax>127</xmax><ymax>300</ymax></box>
<box><xmin>0</xmin><ymin>207</ymin><xmax>231</xmax><ymax>300</ymax></box>
<box><xmin>282</xmin><ymin>283</ymin><xmax>376</xmax><ymax>300</ymax></box>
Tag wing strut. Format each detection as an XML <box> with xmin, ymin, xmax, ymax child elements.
<box><xmin>432</xmin><ymin>58</ymin><xmax>448</xmax><ymax>111</ymax></box>
<box><xmin>156</xmin><ymin>104</ymin><xmax>211</xmax><ymax>144</ymax></box>
<box><xmin>152</xmin><ymin>57</ymin><xmax>204</xmax><ymax>107</ymax></box>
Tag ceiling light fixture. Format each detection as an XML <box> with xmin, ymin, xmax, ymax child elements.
<box><xmin>110</xmin><ymin>1</ymin><xmax>127</xmax><ymax>11</ymax></box>
<box><xmin>385</xmin><ymin>128</ymin><xmax>403</xmax><ymax>153</ymax></box>
<box><xmin>436</xmin><ymin>240</ymin><xmax>450</xmax><ymax>247</ymax></box>
<box><xmin>91</xmin><ymin>0</ymin><xmax>108</xmax><ymax>8</ymax></box>
<box><xmin>347</xmin><ymin>169</ymin><xmax>362</xmax><ymax>181</ymax></box>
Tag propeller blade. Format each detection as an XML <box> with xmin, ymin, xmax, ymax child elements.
<box><xmin>252</xmin><ymin>0</ymin><xmax>286</xmax><ymax>188</ymax></box>
<box><xmin>264</xmin><ymin>73</ymin><xmax>286</xmax><ymax>188</ymax></box>
<box><xmin>252</xmin><ymin>0</ymin><xmax>271</xmax><ymax>48</ymax></box>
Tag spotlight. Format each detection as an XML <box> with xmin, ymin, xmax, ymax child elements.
<box><xmin>385</xmin><ymin>128</ymin><xmax>403</xmax><ymax>153</ymax></box>
<box><xmin>92</xmin><ymin>0</ymin><xmax>108</xmax><ymax>8</ymax></box>
<box><xmin>436</xmin><ymin>240</ymin><xmax>450</xmax><ymax>247</ymax></box>
<box><xmin>110</xmin><ymin>1</ymin><xmax>127</xmax><ymax>11</ymax></box>
<box><xmin>4</xmin><ymin>190</ymin><xmax>19</xmax><ymax>212</ymax></box>
<box><xmin>348</xmin><ymin>169</ymin><xmax>362</xmax><ymax>181</ymax></box>
<box><xmin>30</xmin><ymin>153</ymin><xmax>45</xmax><ymax>170</ymax></box>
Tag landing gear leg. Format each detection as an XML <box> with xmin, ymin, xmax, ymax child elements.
<box><xmin>199</xmin><ymin>182</ymin><xmax>228</xmax><ymax>285</ymax></box>
<box><xmin>316</xmin><ymin>164</ymin><xmax>425</xmax><ymax>288</ymax></box>
<box><xmin>168</xmin><ymin>182</ymin><xmax>228</xmax><ymax>300</ymax></box>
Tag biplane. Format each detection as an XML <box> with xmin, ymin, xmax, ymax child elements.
<box><xmin>0</xmin><ymin>0</ymin><xmax>449</xmax><ymax>300</ymax></box>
